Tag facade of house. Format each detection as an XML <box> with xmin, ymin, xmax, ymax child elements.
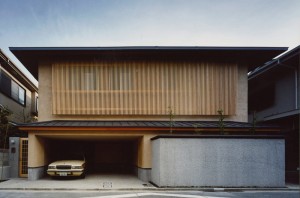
<box><xmin>10</xmin><ymin>46</ymin><xmax>286</xmax><ymax>186</ymax></box>
<box><xmin>0</xmin><ymin>49</ymin><xmax>38</xmax><ymax>123</ymax></box>
<box><xmin>0</xmin><ymin>49</ymin><xmax>38</xmax><ymax>179</ymax></box>
<box><xmin>248</xmin><ymin>45</ymin><xmax>300</xmax><ymax>184</ymax></box>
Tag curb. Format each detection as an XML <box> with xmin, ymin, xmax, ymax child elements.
<box><xmin>0</xmin><ymin>187</ymin><xmax>298</xmax><ymax>191</ymax></box>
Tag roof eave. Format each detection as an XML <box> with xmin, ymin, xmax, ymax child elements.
<box><xmin>248</xmin><ymin>45</ymin><xmax>300</xmax><ymax>79</ymax></box>
<box><xmin>10</xmin><ymin>46</ymin><xmax>288</xmax><ymax>80</ymax></box>
<box><xmin>0</xmin><ymin>49</ymin><xmax>38</xmax><ymax>92</ymax></box>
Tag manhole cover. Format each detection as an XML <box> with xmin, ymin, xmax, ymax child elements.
<box><xmin>102</xmin><ymin>181</ymin><xmax>112</xmax><ymax>188</ymax></box>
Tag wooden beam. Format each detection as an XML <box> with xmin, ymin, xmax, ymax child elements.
<box><xmin>19</xmin><ymin>126</ymin><xmax>280</xmax><ymax>132</ymax></box>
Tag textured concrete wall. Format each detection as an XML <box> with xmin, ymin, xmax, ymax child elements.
<box><xmin>0</xmin><ymin>166</ymin><xmax>10</xmax><ymax>180</ymax></box>
<box><xmin>134</xmin><ymin>167</ymin><xmax>151</xmax><ymax>182</ymax></box>
<box><xmin>151</xmin><ymin>138</ymin><xmax>285</xmax><ymax>187</ymax></box>
<box><xmin>28</xmin><ymin>166</ymin><xmax>45</xmax><ymax>180</ymax></box>
<box><xmin>38</xmin><ymin>62</ymin><xmax>52</xmax><ymax>122</ymax></box>
<box><xmin>0</xmin><ymin>149</ymin><xmax>10</xmax><ymax>180</ymax></box>
<box><xmin>9</xmin><ymin>137</ymin><xmax>20</xmax><ymax>178</ymax></box>
<box><xmin>0</xmin><ymin>150</ymin><xmax>9</xmax><ymax>166</ymax></box>
<box><xmin>236</xmin><ymin>65</ymin><xmax>248</xmax><ymax>122</ymax></box>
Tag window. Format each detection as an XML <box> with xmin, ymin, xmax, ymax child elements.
<box><xmin>0</xmin><ymin>71</ymin><xmax>11</xmax><ymax>96</ymax></box>
<box><xmin>111</xmin><ymin>66</ymin><xmax>132</xmax><ymax>90</ymax></box>
<box><xmin>11</xmin><ymin>81</ymin><xmax>19</xmax><ymax>101</ymax></box>
<box><xmin>83</xmin><ymin>72</ymin><xmax>96</xmax><ymax>90</ymax></box>
<box><xmin>18</xmin><ymin>87</ymin><xmax>25</xmax><ymax>105</ymax></box>
<box><xmin>0</xmin><ymin>69</ymin><xmax>26</xmax><ymax>106</ymax></box>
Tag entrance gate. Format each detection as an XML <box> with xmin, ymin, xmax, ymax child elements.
<box><xmin>19</xmin><ymin>138</ymin><xmax>28</xmax><ymax>177</ymax></box>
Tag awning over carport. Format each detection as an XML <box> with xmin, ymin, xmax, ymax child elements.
<box><xmin>18</xmin><ymin>120</ymin><xmax>280</xmax><ymax>133</ymax></box>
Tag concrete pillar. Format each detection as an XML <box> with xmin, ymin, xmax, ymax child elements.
<box><xmin>136</xmin><ymin>135</ymin><xmax>154</xmax><ymax>182</ymax></box>
<box><xmin>9</xmin><ymin>137</ymin><xmax>19</xmax><ymax>178</ymax></box>
<box><xmin>28</xmin><ymin>133</ymin><xmax>47</xmax><ymax>180</ymax></box>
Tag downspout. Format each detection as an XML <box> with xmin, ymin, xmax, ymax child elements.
<box><xmin>295</xmin><ymin>68</ymin><xmax>298</xmax><ymax>109</ymax></box>
<box><xmin>277</xmin><ymin>59</ymin><xmax>298</xmax><ymax>109</ymax></box>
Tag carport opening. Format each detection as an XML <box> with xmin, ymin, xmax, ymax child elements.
<box><xmin>46</xmin><ymin>138</ymin><xmax>138</xmax><ymax>175</ymax></box>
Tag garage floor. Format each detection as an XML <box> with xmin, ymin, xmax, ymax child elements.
<box><xmin>0</xmin><ymin>174</ymin><xmax>155</xmax><ymax>190</ymax></box>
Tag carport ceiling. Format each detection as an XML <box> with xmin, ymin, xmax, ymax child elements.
<box><xmin>38</xmin><ymin>134</ymin><xmax>142</xmax><ymax>141</ymax></box>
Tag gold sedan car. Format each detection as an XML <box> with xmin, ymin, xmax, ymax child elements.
<box><xmin>47</xmin><ymin>153</ymin><xmax>86</xmax><ymax>178</ymax></box>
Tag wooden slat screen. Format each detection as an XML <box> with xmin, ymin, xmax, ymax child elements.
<box><xmin>19</xmin><ymin>138</ymin><xmax>28</xmax><ymax>177</ymax></box>
<box><xmin>52</xmin><ymin>61</ymin><xmax>237</xmax><ymax>115</ymax></box>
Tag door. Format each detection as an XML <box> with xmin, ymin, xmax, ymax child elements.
<box><xmin>19</xmin><ymin>138</ymin><xmax>28</xmax><ymax>177</ymax></box>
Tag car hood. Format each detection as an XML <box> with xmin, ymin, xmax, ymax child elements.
<box><xmin>49</xmin><ymin>160</ymin><xmax>85</xmax><ymax>166</ymax></box>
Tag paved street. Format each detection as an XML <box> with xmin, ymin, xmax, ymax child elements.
<box><xmin>0</xmin><ymin>190</ymin><xmax>299</xmax><ymax>198</ymax></box>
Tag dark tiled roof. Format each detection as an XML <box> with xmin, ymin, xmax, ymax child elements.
<box><xmin>18</xmin><ymin>120</ymin><xmax>278</xmax><ymax>129</ymax></box>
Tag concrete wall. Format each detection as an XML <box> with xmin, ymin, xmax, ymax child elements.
<box><xmin>8</xmin><ymin>137</ymin><xmax>20</xmax><ymax>178</ymax></box>
<box><xmin>28</xmin><ymin>166</ymin><xmax>45</xmax><ymax>180</ymax></box>
<box><xmin>134</xmin><ymin>167</ymin><xmax>151</xmax><ymax>182</ymax></box>
<box><xmin>0</xmin><ymin>166</ymin><xmax>10</xmax><ymax>180</ymax></box>
<box><xmin>38</xmin><ymin>62</ymin><xmax>248</xmax><ymax>122</ymax></box>
<box><xmin>0</xmin><ymin>149</ymin><xmax>10</xmax><ymax>180</ymax></box>
<box><xmin>151</xmin><ymin>137</ymin><xmax>285</xmax><ymax>187</ymax></box>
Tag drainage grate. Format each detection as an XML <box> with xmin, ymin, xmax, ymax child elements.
<box><xmin>102</xmin><ymin>182</ymin><xmax>113</xmax><ymax>188</ymax></box>
<box><xmin>142</xmin><ymin>183</ymin><xmax>152</xmax><ymax>187</ymax></box>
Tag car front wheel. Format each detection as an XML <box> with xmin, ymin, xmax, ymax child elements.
<box><xmin>80</xmin><ymin>172</ymin><xmax>85</xmax><ymax>179</ymax></box>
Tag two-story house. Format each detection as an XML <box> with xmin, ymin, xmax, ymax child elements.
<box><xmin>0</xmin><ymin>49</ymin><xmax>38</xmax><ymax>123</ymax></box>
<box><xmin>249</xmin><ymin>45</ymin><xmax>299</xmax><ymax>184</ymax></box>
<box><xmin>0</xmin><ymin>49</ymin><xmax>38</xmax><ymax>179</ymax></box>
<box><xmin>10</xmin><ymin>46</ymin><xmax>286</xmax><ymax>186</ymax></box>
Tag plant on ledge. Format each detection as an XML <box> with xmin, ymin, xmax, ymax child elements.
<box><xmin>217</xmin><ymin>109</ymin><xmax>225</xmax><ymax>135</ymax></box>
<box><xmin>167</xmin><ymin>106</ymin><xmax>175</xmax><ymax>134</ymax></box>
<box><xmin>193</xmin><ymin>123</ymin><xmax>203</xmax><ymax>134</ymax></box>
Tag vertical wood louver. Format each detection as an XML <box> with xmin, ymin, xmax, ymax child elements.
<box><xmin>52</xmin><ymin>60</ymin><xmax>237</xmax><ymax>115</ymax></box>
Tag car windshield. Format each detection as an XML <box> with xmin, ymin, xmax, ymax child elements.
<box><xmin>57</xmin><ymin>153</ymin><xmax>84</xmax><ymax>161</ymax></box>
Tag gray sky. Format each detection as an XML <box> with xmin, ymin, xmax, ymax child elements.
<box><xmin>0</xmin><ymin>0</ymin><xmax>300</xmax><ymax>85</ymax></box>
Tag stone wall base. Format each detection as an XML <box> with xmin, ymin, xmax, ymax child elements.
<box><xmin>134</xmin><ymin>166</ymin><xmax>151</xmax><ymax>182</ymax></box>
<box><xmin>28</xmin><ymin>166</ymin><xmax>46</xmax><ymax>180</ymax></box>
<box><xmin>0</xmin><ymin>166</ymin><xmax>10</xmax><ymax>180</ymax></box>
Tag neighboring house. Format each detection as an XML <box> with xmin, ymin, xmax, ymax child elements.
<box><xmin>10</xmin><ymin>46</ymin><xmax>286</xmax><ymax>186</ymax></box>
<box><xmin>0</xmin><ymin>49</ymin><xmax>38</xmax><ymax>179</ymax></box>
<box><xmin>249</xmin><ymin>45</ymin><xmax>300</xmax><ymax>184</ymax></box>
<box><xmin>0</xmin><ymin>49</ymin><xmax>38</xmax><ymax>123</ymax></box>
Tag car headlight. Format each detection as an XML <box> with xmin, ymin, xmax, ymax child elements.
<box><xmin>48</xmin><ymin>165</ymin><xmax>56</xmax><ymax>169</ymax></box>
<box><xmin>72</xmin><ymin>166</ymin><xmax>82</xmax><ymax>169</ymax></box>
